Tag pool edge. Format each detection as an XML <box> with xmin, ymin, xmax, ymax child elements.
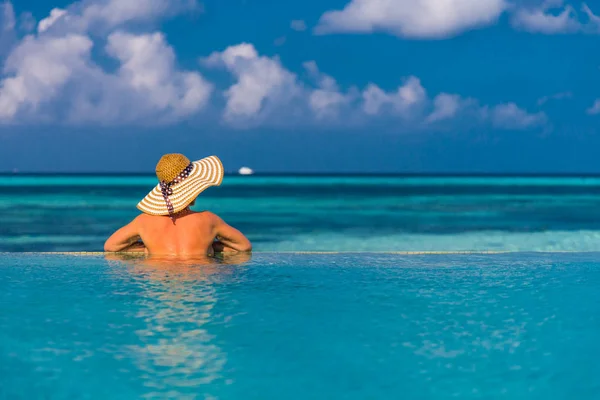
<box><xmin>1</xmin><ymin>250</ymin><xmax>596</xmax><ymax>256</ymax></box>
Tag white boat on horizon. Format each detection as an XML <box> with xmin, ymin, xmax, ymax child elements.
<box><xmin>238</xmin><ymin>167</ymin><xmax>254</xmax><ymax>175</ymax></box>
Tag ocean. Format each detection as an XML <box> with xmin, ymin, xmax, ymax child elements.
<box><xmin>3</xmin><ymin>174</ymin><xmax>600</xmax><ymax>253</ymax></box>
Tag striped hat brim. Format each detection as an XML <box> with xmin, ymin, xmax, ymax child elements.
<box><xmin>137</xmin><ymin>156</ymin><xmax>224</xmax><ymax>216</ymax></box>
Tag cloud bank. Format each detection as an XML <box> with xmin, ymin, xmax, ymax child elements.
<box><xmin>0</xmin><ymin>0</ymin><xmax>211</xmax><ymax>125</ymax></box>
<box><xmin>315</xmin><ymin>0</ymin><xmax>600</xmax><ymax>38</ymax></box>
<box><xmin>511</xmin><ymin>1</ymin><xmax>600</xmax><ymax>34</ymax></box>
<box><xmin>203</xmin><ymin>43</ymin><xmax>546</xmax><ymax>131</ymax></box>
<box><xmin>0</xmin><ymin>0</ymin><xmax>548</xmax><ymax>132</ymax></box>
<box><xmin>315</xmin><ymin>0</ymin><xmax>508</xmax><ymax>38</ymax></box>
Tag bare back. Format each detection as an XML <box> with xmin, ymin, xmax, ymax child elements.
<box><xmin>137</xmin><ymin>211</ymin><xmax>216</xmax><ymax>256</ymax></box>
<box><xmin>104</xmin><ymin>209</ymin><xmax>252</xmax><ymax>256</ymax></box>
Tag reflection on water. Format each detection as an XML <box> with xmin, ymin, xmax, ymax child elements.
<box><xmin>105</xmin><ymin>253</ymin><xmax>251</xmax><ymax>398</ymax></box>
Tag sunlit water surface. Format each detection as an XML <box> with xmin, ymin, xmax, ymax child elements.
<box><xmin>2</xmin><ymin>253</ymin><xmax>600</xmax><ymax>399</ymax></box>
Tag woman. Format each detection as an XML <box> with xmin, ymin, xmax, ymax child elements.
<box><xmin>104</xmin><ymin>153</ymin><xmax>251</xmax><ymax>256</ymax></box>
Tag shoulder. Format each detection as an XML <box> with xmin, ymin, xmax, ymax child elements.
<box><xmin>134</xmin><ymin>213</ymin><xmax>149</xmax><ymax>222</ymax></box>
<box><xmin>133</xmin><ymin>213</ymin><xmax>154</xmax><ymax>226</ymax></box>
<box><xmin>194</xmin><ymin>211</ymin><xmax>224</xmax><ymax>227</ymax></box>
<box><xmin>196</xmin><ymin>210</ymin><xmax>222</xmax><ymax>222</ymax></box>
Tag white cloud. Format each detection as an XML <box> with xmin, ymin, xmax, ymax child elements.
<box><xmin>582</xmin><ymin>3</ymin><xmax>600</xmax><ymax>32</ymax></box>
<box><xmin>105</xmin><ymin>32</ymin><xmax>212</xmax><ymax>119</ymax></box>
<box><xmin>38</xmin><ymin>8</ymin><xmax>67</xmax><ymax>33</ymax></box>
<box><xmin>315</xmin><ymin>0</ymin><xmax>599</xmax><ymax>38</ymax></box>
<box><xmin>204</xmin><ymin>46</ymin><xmax>545</xmax><ymax>131</ymax></box>
<box><xmin>2</xmin><ymin>1</ymin><xmax>15</xmax><ymax>31</ymax></box>
<box><xmin>291</xmin><ymin>19</ymin><xmax>307</xmax><ymax>31</ymax></box>
<box><xmin>421</xmin><ymin>92</ymin><xmax>546</xmax><ymax>130</ymax></box>
<box><xmin>0</xmin><ymin>0</ymin><xmax>550</xmax><ymax>131</ymax></box>
<box><xmin>302</xmin><ymin>60</ymin><xmax>319</xmax><ymax>76</ymax></box>
<box><xmin>315</xmin><ymin>0</ymin><xmax>508</xmax><ymax>38</ymax></box>
<box><xmin>0</xmin><ymin>0</ymin><xmax>210</xmax><ymax>125</ymax></box>
<box><xmin>0</xmin><ymin>1</ymin><xmax>16</xmax><ymax>58</ymax></box>
<box><xmin>537</xmin><ymin>91</ymin><xmax>573</xmax><ymax>106</ymax></box>
<box><xmin>587</xmin><ymin>99</ymin><xmax>600</xmax><ymax>115</ymax></box>
<box><xmin>0</xmin><ymin>31</ymin><xmax>211</xmax><ymax>124</ymax></box>
<box><xmin>583</xmin><ymin>3</ymin><xmax>600</xmax><ymax>22</ymax></box>
<box><xmin>426</xmin><ymin>93</ymin><xmax>466</xmax><ymax>123</ymax></box>
<box><xmin>489</xmin><ymin>103</ymin><xmax>547</xmax><ymax>129</ymax></box>
<box><xmin>309</xmin><ymin>89</ymin><xmax>351</xmax><ymax>119</ymax></box>
<box><xmin>34</xmin><ymin>0</ymin><xmax>198</xmax><ymax>35</ymax></box>
<box><xmin>203</xmin><ymin>42</ymin><xmax>258</xmax><ymax>67</ymax></box>
<box><xmin>362</xmin><ymin>85</ymin><xmax>546</xmax><ymax>130</ymax></box>
<box><xmin>511</xmin><ymin>1</ymin><xmax>581</xmax><ymax>34</ymax></box>
<box><xmin>510</xmin><ymin>1</ymin><xmax>600</xmax><ymax>35</ymax></box>
<box><xmin>362</xmin><ymin>76</ymin><xmax>426</xmax><ymax>116</ymax></box>
<box><xmin>205</xmin><ymin>47</ymin><xmax>546</xmax><ymax>130</ymax></box>
<box><xmin>81</xmin><ymin>0</ymin><xmax>196</xmax><ymax>31</ymax></box>
<box><xmin>202</xmin><ymin>43</ymin><xmax>303</xmax><ymax>122</ymax></box>
<box><xmin>0</xmin><ymin>34</ymin><xmax>93</xmax><ymax>120</ymax></box>
<box><xmin>363</xmin><ymin>83</ymin><xmax>545</xmax><ymax>130</ymax></box>
<box><xmin>303</xmin><ymin>61</ymin><xmax>354</xmax><ymax>119</ymax></box>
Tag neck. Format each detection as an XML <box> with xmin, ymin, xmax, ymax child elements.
<box><xmin>171</xmin><ymin>207</ymin><xmax>192</xmax><ymax>219</ymax></box>
<box><xmin>176</xmin><ymin>207</ymin><xmax>191</xmax><ymax>214</ymax></box>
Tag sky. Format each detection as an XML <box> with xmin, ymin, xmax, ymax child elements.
<box><xmin>0</xmin><ymin>0</ymin><xmax>599</xmax><ymax>173</ymax></box>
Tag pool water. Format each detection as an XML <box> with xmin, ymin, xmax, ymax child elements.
<box><xmin>2</xmin><ymin>253</ymin><xmax>600</xmax><ymax>399</ymax></box>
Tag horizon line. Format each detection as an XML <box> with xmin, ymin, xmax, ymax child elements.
<box><xmin>5</xmin><ymin>172</ymin><xmax>600</xmax><ymax>177</ymax></box>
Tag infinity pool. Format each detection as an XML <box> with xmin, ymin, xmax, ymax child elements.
<box><xmin>2</xmin><ymin>253</ymin><xmax>600</xmax><ymax>399</ymax></box>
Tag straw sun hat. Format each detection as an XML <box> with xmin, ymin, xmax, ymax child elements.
<box><xmin>137</xmin><ymin>154</ymin><xmax>224</xmax><ymax>217</ymax></box>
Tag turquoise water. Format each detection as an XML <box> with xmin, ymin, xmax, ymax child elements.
<box><xmin>2</xmin><ymin>252</ymin><xmax>600</xmax><ymax>399</ymax></box>
<box><xmin>4</xmin><ymin>175</ymin><xmax>600</xmax><ymax>252</ymax></box>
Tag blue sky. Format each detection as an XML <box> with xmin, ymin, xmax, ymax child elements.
<box><xmin>0</xmin><ymin>0</ymin><xmax>599</xmax><ymax>173</ymax></box>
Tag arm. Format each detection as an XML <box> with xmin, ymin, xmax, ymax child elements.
<box><xmin>214</xmin><ymin>252</ymin><xmax>252</xmax><ymax>264</ymax></box>
<box><xmin>104</xmin><ymin>216</ymin><xmax>145</xmax><ymax>253</ymax></box>
<box><xmin>210</xmin><ymin>214</ymin><xmax>252</xmax><ymax>253</ymax></box>
<box><xmin>118</xmin><ymin>241</ymin><xmax>147</xmax><ymax>253</ymax></box>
